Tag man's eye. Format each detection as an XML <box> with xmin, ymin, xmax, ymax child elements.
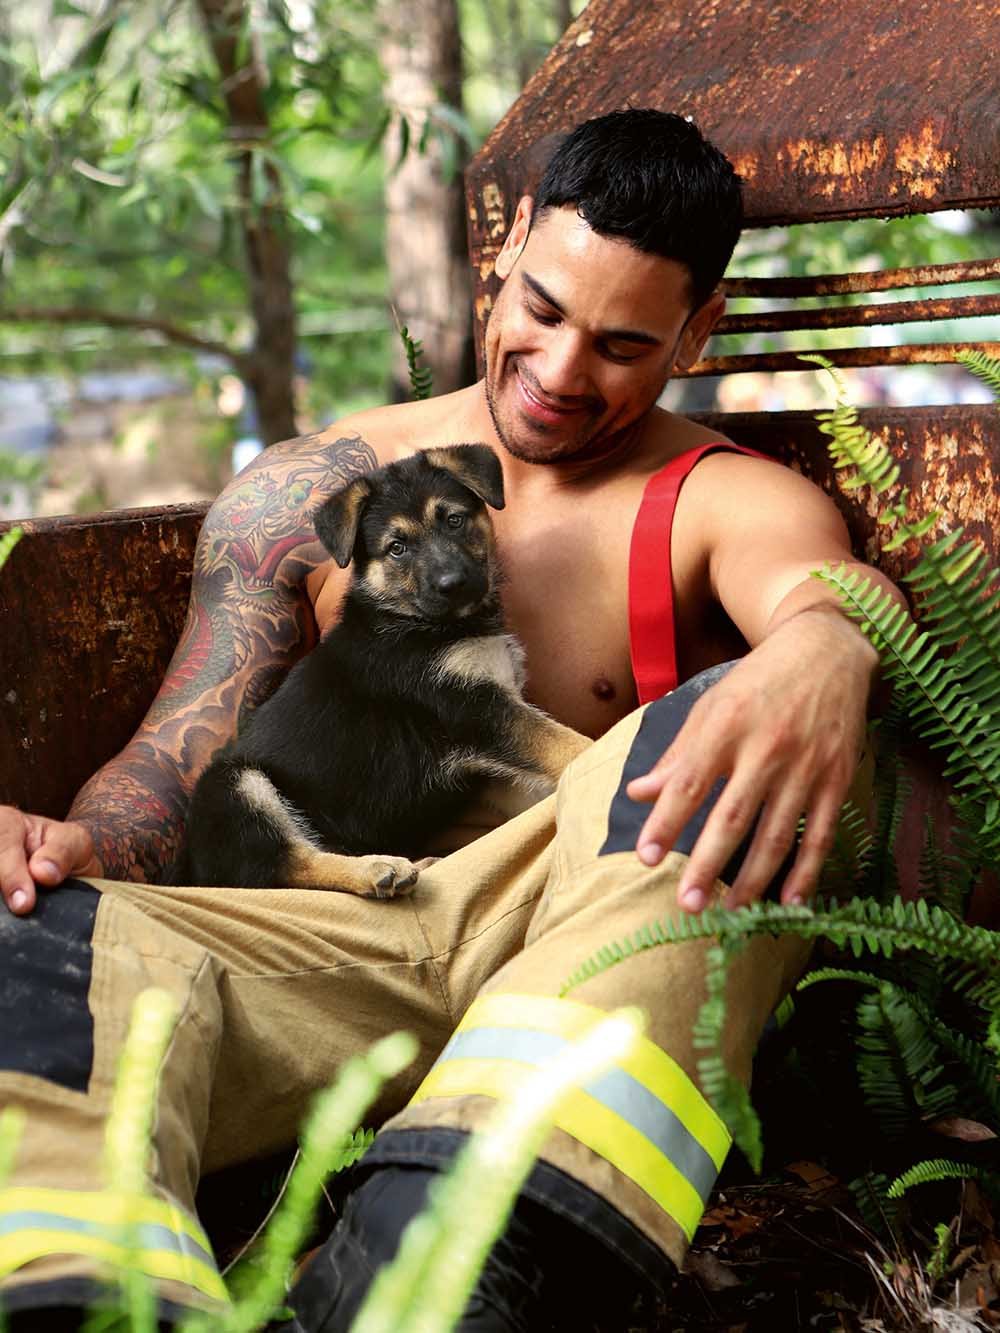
<box><xmin>603</xmin><ymin>345</ymin><xmax>643</xmax><ymax>364</ymax></box>
<box><xmin>388</xmin><ymin>540</ymin><xmax>407</xmax><ymax>558</ymax></box>
<box><xmin>528</xmin><ymin>304</ymin><xmax>559</xmax><ymax>326</ymax></box>
<box><xmin>446</xmin><ymin>514</ymin><xmax>466</xmax><ymax>529</ymax></box>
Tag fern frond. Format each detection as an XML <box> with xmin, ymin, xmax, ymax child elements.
<box><xmin>819</xmin><ymin>798</ymin><xmax>874</xmax><ymax>898</ymax></box>
<box><xmin>917</xmin><ymin>814</ymin><xmax>972</xmax><ymax>919</ymax></box>
<box><xmin>816</xmin><ymin>563</ymin><xmax>1000</xmax><ymax>843</ymax></box>
<box><xmin>860</xmin><ymin>703</ymin><xmax>909</xmax><ymax>902</ymax></box>
<box><xmin>886</xmin><ymin>1158</ymin><xmax>980</xmax><ymax>1199</ymax></box>
<box><xmin>398</xmin><ymin>323</ymin><xmax>434</xmax><ymax>400</ymax></box>
<box><xmin>799</xmin><ymin>354</ymin><xmax>900</xmax><ymax>498</ymax></box>
<box><xmin>906</xmin><ymin>529</ymin><xmax>1000</xmax><ymax>725</ymax></box>
<box><xmin>848</xmin><ymin>1170</ymin><xmax>899</xmax><ymax>1241</ymax></box>
<box><xmin>956</xmin><ymin>349</ymin><xmax>1000</xmax><ymax>399</ymax></box>
<box><xmin>692</xmin><ymin>943</ymin><xmax>763</xmax><ymax>1171</ymax></box>
<box><xmin>856</xmin><ymin>992</ymin><xmax>926</xmax><ymax>1139</ymax></box>
<box><xmin>799</xmin><ymin>967</ymin><xmax>1000</xmax><ymax>1123</ymax></box>
<box><xmin>927</xmin><ymin>1221</ymin><xmax>954</xmax><ymax>1283</ymax></box>
<box><xmin>561</xmin><ymin>896</ymin><xmax>1000</xmax><ymax>996</ymax></box>
<box><xmin>801</xmin><ymin>353</ymin><xmax>938</xmax><ymax>551</ymax></box>
<box><xmin>797</xmin><ymin>966</ymin><xmax>887</xmax><ymax>991</ymax></box>
<box><xmin>333</xmin><ymin>1126</ymin><xmax>375</xmax><ymax>1173</ymax></box>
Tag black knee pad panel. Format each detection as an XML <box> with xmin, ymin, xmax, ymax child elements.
<box><xmin>0</xmin><ymin>880</ymin><xmax>100</xmax><ymax>1091</ymax></box>
<box><xmin>599</xmin><ymin>661</ymin><xmax>795</xmax><ymax>893</ymax></box>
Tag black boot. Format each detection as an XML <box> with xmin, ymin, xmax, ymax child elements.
<box><xmin>285</xmin><ymin>1164</ymin><xmax>652</xmax><ymax>1332</ymax></box>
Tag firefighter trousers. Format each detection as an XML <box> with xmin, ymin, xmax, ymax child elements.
<box><xmin>0</xmin><ymin>664</ymin><xmax>827</xmax><ymax>1319</ymax></box>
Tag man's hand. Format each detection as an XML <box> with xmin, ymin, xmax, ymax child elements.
<box><xmin>626</xmin><ymin>607</ymin><xmax>878</xmax><ymax>913</ymax></box>
<box><xmin>0</xmin><ymin>807</ymin><xmax>102</xmax><ymax>916</ymax></box>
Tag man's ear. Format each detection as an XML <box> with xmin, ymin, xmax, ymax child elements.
<box><xmin>424</xmin><ymin>444</ymin><xmax>505</xmax><ymax>510</ymax></box>
<box><xmin>313</xmin><ymin>476</ymin><xmax>373</xmax><ymax>568</ymax></box>
<box><xmin>493</xmin><ymin>196</ymin><xmax>533</xmax><ymax>281</ymax></box>
<box><xmin>673</xmin><ymin>291</ymin><xmax>726</xmax><ymax>374</ymax></box>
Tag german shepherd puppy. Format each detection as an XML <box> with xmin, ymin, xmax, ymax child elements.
<box><xmin>168</xmin><ymin>444</ymin><xmax>589</xmax><ymax>896</ymax></box>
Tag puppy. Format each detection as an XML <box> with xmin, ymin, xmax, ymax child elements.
<box><xmin>167</xmin><ymin>444</ymin><xmax>590</xmax><ymax>896</ymax></box>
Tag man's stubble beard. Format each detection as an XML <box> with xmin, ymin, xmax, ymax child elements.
<box><xmin>484</xmin><ymin>358</ymin><xmax>662</xmax><ymax>469</ymax></box>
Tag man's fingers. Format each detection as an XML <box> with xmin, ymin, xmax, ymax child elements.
<box><xmin>725</xmin><ymin>787</ymin><xmax>810</xmax><ymax>908</ymax></box>
<box><xmin>778</xmin><ymin>794</ymin><xmax>842</xmax><ymax>906</ymax></box>
<box><xmin>28</xmin><ymin>820</ymin><xmax>98</xmax><ymax>885</ymax></box>
<box><xmin>670</xmin><ymin>772</ymin><xmax>766</xmax><ymax>911</ymax></box>
<box><xmin>0</xmin><ymin>811</ymin><xmax>99</xmax><ymax>916</ymax></box>
<box><xmin>0</xmin><ymin>810</ymin><xmax>38</xmax><ymax>915</ymax></box>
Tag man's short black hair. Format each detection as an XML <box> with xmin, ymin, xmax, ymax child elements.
<box><xmin>533</xmin><ymin>108</ymin><xmax>743</xmax><ymax>311</ymax></box>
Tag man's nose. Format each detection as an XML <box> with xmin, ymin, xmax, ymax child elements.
<box><xmin>536</xmin><ymin>330</ymin><xmax>591</xmax><ymax>398</ymax></box>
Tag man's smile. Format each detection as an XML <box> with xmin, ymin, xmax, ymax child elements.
<box><xmin>513</xmin><ymin>365</ymin><xmax>599</xmax><ymax>428</ymax></box>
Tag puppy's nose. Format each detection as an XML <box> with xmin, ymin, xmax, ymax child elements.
<box><xmin>435</xmin><ymin>570</ymin><xmax>467</xmax><ymax>598</ymax></box>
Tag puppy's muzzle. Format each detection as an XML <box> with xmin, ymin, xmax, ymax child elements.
<box><xmin>419</xmin><ymin>557</ymin><xmax>489</xmax><ymax>619</ymax></box>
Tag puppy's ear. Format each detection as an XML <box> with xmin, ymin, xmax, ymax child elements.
<box><xmin>424</xmin><ymin>444</ymin><xmax>505</xmax><ymax>511</ymax></box>
<box><xmin>314</xmin><ymin>476</ymin><xmax>372</xmax><ymax>568</ymax></box>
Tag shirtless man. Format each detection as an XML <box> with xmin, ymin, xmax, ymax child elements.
<box><xmin>0</xmin><ymin>110</ymin><xmax>902</xmax><ymax>1330</ymax></box>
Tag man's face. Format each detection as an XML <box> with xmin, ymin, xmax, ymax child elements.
<box><xmin>483</xmin><ymin>204</ymin><xmax>716</xmax><ymax>466</ymax></box>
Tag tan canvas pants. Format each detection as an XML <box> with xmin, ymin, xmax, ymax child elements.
<box><xmin>0</xmin><ymin>679</ymin><xmax>823</xmax><ymax>1318</ymax></box>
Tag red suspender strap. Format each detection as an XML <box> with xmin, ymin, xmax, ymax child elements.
<box><xmin>628</xmin><ymin>442</ymin><xmax>771</xmax><ymax>705</ymax></box>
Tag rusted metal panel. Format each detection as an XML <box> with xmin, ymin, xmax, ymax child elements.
<box><xmin>0</xmin><ymin>504</ymin><xmax>207</xmax><ymax>818</ymax></box>
<box><xmin>466</xmin><ymin>0</ymin><xmax>1000</xmax><ymax>363</ymax></box>
<box><xmin>725</xmin><ymin>258</ymin><xmax>1000</xmax><ymax>298</ymax></box>
<box><xmin>689</xmin><ymin>404</ymin><xmax>1000</xmax><ymax>589</ymax></box>
<box><xmin>687</xmin><ymin>341</ymin><xmax>1000</xmax><ymax>377</ymax></box>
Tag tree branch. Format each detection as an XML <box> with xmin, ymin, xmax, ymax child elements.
<box><xmin>0</xmin><ymin>305</ymin><xmax>241</xmax><ymax>365</ymax></box>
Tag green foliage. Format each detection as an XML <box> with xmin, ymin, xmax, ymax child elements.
<box><xmin>957</xmin><ymin>349</ymin><xmax>1000</xmax><ymax>398</ymax></box>
<box><xmin>0</xmin><ymin>1</ymin><xmax>393</xmax><ymax>409</ymax></box>
<box><xmin>565</xmin><ymin>351</ymin><xmax>1000</xmax><ymax>1216</ymax></box>
<box><xmin>0</xmin><ymin>524</ymin><xmax>23</xmax><ymax>572</ymax></box>
<box><xmin>887</xmin><ymin>1158</ymin><xmax>982</xmax><ymax>1199</ymax></box>
<box><xmin>397</xmin><ymin>321</ymin><xmax>434</xmax><ymax>400</ymax></box>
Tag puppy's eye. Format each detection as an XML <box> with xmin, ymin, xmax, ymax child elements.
<box><xmin>447</xmin><ymin>514</ymin><xmax>466</xmax><ymax>530</ymax></box>
<box><xmin>387</xmin><ymin>539</ymin><xmax>407</xmax><ymax>558</ymax></box>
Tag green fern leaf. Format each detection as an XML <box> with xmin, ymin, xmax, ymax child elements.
<box><xmin>561</xmin><ymin>897</ymin><xmax>1000</xmax><ymax>998</ymax></box>
<box><xmin>815</xmin><ymin>563</ymin><xmax>1000</xmax><ymax>847</ymax></box>
<box><xmin>886</xmin><ymin>1157</ymin><xmax>978</xmax><ymax>1199</ymax></box>
<box><xmin>907</xmin><ymin>530</ymin><xmax>1000</xmax><ymax>725</ymax></box>
<box><xmin>956</xmin><ymin>349</ymin><xmax>1000</xmax><ymax>399</ymax></box>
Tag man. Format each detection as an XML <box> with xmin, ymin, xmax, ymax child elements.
<box><xmin>0</xmin><ymin>110</ymin><xmax>902</xmax><ymax>1330</ymax></box>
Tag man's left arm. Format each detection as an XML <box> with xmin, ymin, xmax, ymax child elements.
<box><xmin>626</xmin><ymin>453</ymin><xmax>909</xmax><ymax>912</ymax></box>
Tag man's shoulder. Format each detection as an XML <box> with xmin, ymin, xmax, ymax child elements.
<box><xmin>259</xmin><ymin>386</ymin><xmax>485</xmax><ymax>474</ymax></box>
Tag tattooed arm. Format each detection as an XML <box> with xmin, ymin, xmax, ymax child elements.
<box><xmin>0</xmin><ymin>431</ymin><xmax>378</xmax><ymax>913</ymax></box>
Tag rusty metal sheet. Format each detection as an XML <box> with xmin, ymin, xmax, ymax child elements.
<box><xmin>0</xmin><ymin>504</ymin><xmax>207</xmax><ymax>818</ymax></box>
<box><xmin>467</xmin><ymin>0</ymin><xmax>1000</xmax><ymax>363</ymax></box>
<box><xmin>689</xmin><ymin>403</ymin><xmax>1000</xmax><ymax>589</ymax></box>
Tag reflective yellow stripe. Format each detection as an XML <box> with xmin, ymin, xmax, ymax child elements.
<box><xmin>413</xmin><ymin>1057</ymin><xmax>708</xmax><ymax>1240</ymax></box>
<box><xmin>410</xmin><ymin>993</ymin><xmax>732</xmax><ymax>1242</ymax></box>
<box><xmin>0</xmin><ymin>1187</ymin><xmax>228</xmax><ymax>1304</ymax></box>
<box><xmin>443</xmin><ymin>993</ymin><xmax>729</xmax><ymax>1166</ymax></box>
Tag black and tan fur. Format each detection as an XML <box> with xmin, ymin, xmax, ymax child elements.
<box><xmin>168</xmin><ymin>444</ymin><xmax>590</xmax><ymax>896</ymax></box>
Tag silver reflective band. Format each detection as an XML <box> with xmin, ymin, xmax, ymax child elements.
<box><xmin>0</xmin><ymin>1209</ymin><xmax>217</xmax><ymax>1269</ymax></box>
<box><xmin>440</xmin><ymin>1025</ymin><xmax>719</xmax><ymax>1203</ymax></box>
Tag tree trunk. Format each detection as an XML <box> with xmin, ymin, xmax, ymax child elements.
<box><xmin>378</xmin><ymin>0</ymin><xmax>474</xmax><ymax>401</ymax></box>
<box><xmin>194</xmin><ymin>0</ymin><xmax>298</xmax><ymax>444</ymax></box>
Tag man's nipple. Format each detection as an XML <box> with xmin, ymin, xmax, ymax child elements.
<box><xmin>591</xmin><ymin>676</ymin><xmax>616</xmax><ymax>702</ymax></box>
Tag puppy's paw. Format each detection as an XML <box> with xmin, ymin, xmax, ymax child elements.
<box><xmin>360</xmin><ymin>855</ymin><xmax>422</xmax><ymax>899</ymax></box>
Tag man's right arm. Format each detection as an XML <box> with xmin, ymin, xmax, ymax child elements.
<box><xmin>0</xmin><ymin>429</ymin><xmax>377</xmax><ymax>914</ymax></box>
